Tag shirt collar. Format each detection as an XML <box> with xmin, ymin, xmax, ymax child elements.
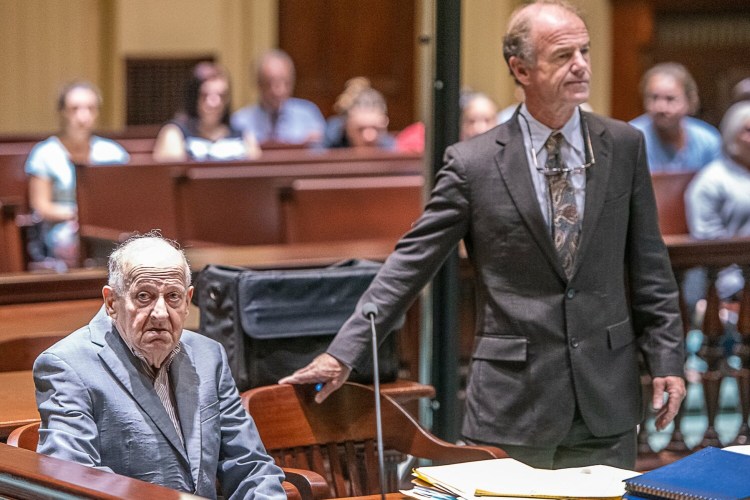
<box><xmin>519</xmin><ymin>104</ymin><xmax>584</xmax><ymax>156</ymax></box>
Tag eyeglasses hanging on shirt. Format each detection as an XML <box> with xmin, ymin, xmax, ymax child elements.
<box><xmin>518</xmin><ymin>107</ymin><xmax>596</xmax><ymax>176</ymax></box>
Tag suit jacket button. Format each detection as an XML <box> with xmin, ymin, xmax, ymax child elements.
<box><xmin>566</xmin><ymin>289</ymin><xmax>576</xmax><ymax>299</ymax></box>
<box><xmin>570</xmin><ymin>337</ymin><xmax>579</xmax><ymax>348</ymax></box>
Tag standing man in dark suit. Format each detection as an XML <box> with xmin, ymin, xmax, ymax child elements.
<box><xmin>281</xmin><ymin>0</ymin><xmax>686</xmax><ymax>469</ymax></box>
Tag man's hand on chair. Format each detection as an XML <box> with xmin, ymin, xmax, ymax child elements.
<box><xmin>278</xmin><ymin>353</ymin><xmax>352</xmax><ymax>403</ymax></box>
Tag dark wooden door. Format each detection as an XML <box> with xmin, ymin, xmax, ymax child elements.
<box><xmin>279</xmin><ymin>0</ymin><xmax>416</xmax><ymax>131</ymax></box>
<box><xmin>611</xmin><ymin>0</ymin><xmax>750</xmax><ymax>126</ymax></box>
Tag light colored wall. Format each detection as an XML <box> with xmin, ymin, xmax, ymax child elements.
<box><xmin>0</xmin><ymin>0</ymin><xmax>612</xmax><ymax>134</ymax></box>
<box><xmin>0</xmin><ymin>0</ymin><xmax>103</xmax><ymax>134</ymax></box>
<box><xmin>461</xmin><ymin>0</ymin><xmax>612</xmax><ymax>117</ymax></box>
<box><xmin>0</xmin><ymin>0</ymin><xmax>276</xmax><ymax>134</ymax></box>
<box><xmin>110</xmin><ymin>0</ymin><xmax>277</xmax><ymax>128</ymax></box>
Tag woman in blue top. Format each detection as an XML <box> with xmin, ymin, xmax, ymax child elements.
<box><xmin>153</xmin><ymin>62</ymin><xmax>260</xmax><ymax>162</ymax></box>
<box><xmin>25</xmin><ymin>81</ymin><xmax>129</xmax><ymax>269</ymax></box>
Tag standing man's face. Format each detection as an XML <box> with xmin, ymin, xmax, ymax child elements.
<box><xmin>259</xmin><ymin>58</ymin><xmax>293</xmax><ymax>113</ymax></box>
<box><xmin>644</xmin><ymin>74</ymin><xmax>690</xmax><ymax>133</ymax></box>
<box><xmin>104</xmin><ymin>249</ymin><xmax>193</xmax><ymax>368</ymax></box>
<box><xmin>511</xmin><ymin>6</ymin><xmax>591</xmax><ymax>121</ymax></box>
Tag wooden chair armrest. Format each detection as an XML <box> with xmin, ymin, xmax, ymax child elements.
<box><xmin>282</xmin><ymin>467</ymin><xmax>329</xmax><ymax>500</ymax></box>
<box><xmin>283</xmin><ymin>480</ymin><xmax>302</xmax><ymax>500</ymax></box>
<box><xmin>408</xmin><ymin>438</ymin><xmax>508</xmax><ymax>464</ymax></box>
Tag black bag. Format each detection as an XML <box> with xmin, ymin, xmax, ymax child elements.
<box><xmin>193</xmin><ymin>259</ymin><xmax>401</xmax><ymax>391</ymax></box>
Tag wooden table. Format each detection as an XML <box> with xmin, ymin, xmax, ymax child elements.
<box><xmin>0</xmin><ymin>369</ymin><xmax>433</xmax><ymax>440</ymax></box>
<box><xmin>185</xmin><ymin>237</ymin><xmax>398</xmax><ymax>271</ymax></box>
<box><xmin>0</xmin><ymin>370</ymin><xmax>38</xmax><ymax>439</ymax></box>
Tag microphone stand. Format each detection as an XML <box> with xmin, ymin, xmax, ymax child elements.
<box><xmin>363</xmin><ymin>302</ymin><xmax>386</xmax><ymax>500</ymax></box>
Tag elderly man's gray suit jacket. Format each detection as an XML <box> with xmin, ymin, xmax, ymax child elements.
<box><xmin>328</xmin><ymin>112</ymin><xmax>685</xmax><ymax>447</ymax></box>
<box><xmin>34</xmin><ymin>307</ymin><xmax>285</xmax><ymax>499</ymax></box>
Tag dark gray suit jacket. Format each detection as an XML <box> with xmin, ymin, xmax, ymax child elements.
<box><xmin>34</xmin><ymin>307</ymin><xmax>285</xmax><ymax>499</ymax></box>
<box><xmin>328</xmin><ymin>112</ymin><xmax>685</xmax><ymax>447</ymax></box>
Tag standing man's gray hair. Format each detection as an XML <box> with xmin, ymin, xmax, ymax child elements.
<box><xmin>502</xmin><ymin>0</ymin><xmax>585</xmax><ymax>83</ymax></box>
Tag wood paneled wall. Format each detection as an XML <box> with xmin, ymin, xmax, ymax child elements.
<box><xmin>611</xmin><ymin>0</ymin><xmax>750</xmax><ymax>125</ymax></box>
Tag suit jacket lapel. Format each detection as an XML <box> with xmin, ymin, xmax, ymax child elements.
<box><xmin>92</xmin><ymin>308</ymin><xmax>190</xmax><ymax>464</ymax></box>
<box><xmin>171</xmin><ymin>343</ymin><xmax>201</xmax><ymax>489</ymax></box>
<box><xmin>572</xmin><ymin>113</ymin><xmax>612</xmax><ymax>277</ymax></box>
<box><xmin>494</xmin><ymin>120</ymin><xmax>567</xmax><ymax>281</ymax></box>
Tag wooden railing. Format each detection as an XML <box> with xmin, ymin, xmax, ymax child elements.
<box><xmin>637</xmin><ymin>236</ymin><xmax>750</xmax><ymax>468</ymax></box>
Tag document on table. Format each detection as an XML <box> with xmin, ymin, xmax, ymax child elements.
<box><xmin>402</xmin><ymin>458</ymin><xmax>639</xmax><ymax>500</ymax></box>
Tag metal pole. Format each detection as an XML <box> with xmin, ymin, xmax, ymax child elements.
<box><xmin>430</xmin><ymin>0</ymin><xmax>462</xmax><ymax>443</ymax></box>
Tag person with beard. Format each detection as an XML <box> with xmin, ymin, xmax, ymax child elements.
<box><xmin>630</xmin><ymin>62</ymin><xmax>721</xmax><ymax>173</ymax></box>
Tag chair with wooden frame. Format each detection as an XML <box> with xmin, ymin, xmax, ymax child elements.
<box><xmin>242</xmin><ymin>382</ymin><xmax>507</xmax><ymax>498</ymax></box>
<box><xmin>0</xmin><ymin>334</ymin><xmax>66</xmax><ymax>372</ymax></box>
<box><xmin>7</xmin><ymin>421</ymin><xmax>326</xmax><ymax>500</ymax></box>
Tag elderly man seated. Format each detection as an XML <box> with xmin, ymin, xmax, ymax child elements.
<box><xmin>33</xmin><ymin>233</ymin><xmax>285</xmax><ymax>499</ymax></box>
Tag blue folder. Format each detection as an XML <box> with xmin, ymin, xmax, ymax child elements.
<box><xmin>623</xmin><ymin>447</ymin><xmax>750</xmax><ymax>500</ymax></box>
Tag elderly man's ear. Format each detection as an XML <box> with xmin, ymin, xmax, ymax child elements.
<box><xmin>186</xmin><ymin>286</ymin><xmax>195</xmax><ymax>309</ymax></box>
<box><xmin>103</xmin><ymin>286</ymin><xmax>117</xmax><ymax>318</ymax></box>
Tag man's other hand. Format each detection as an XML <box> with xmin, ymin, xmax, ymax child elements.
<box><xmin>651</xmin><ymin>375</ymin><xmax>686</xmax><ymax>431</ymax></box>
<box><xmin>278</xmin><ymin>353</ymin><xmax>352</xmax><ymax>403</ymax></box>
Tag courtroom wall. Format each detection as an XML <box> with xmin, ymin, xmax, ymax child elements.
<box><xmin>0</xmin><ymin>0</ymin><xmax>612</xmax><ymax>134</ymax></box>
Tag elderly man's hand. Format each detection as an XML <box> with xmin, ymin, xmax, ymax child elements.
<box><xmin>278</xmin><ymin>353</ymin><xmax>352</xmax><ymax>403</ymax></box>
<box><xmin>652</xmin><ymin>375</ymin><xmax>686</xmax><ymax>431</ymax></box>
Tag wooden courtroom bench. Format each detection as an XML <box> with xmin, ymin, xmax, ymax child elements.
<box><xmin>0</xmin><ymin>148</ymin><xmax>30</xmax><ymax>206</ymax></box>
<box><xmin>75</xmin><ymin>151</ymin><xmax>423</xmax><ymax>248</ymax></box>
<box><xmin>651</xmin><ymin>171</ymin><xmax>696</xmax><ymax>236</ymax></box>
<box><xmin>280</xmin><ymin>175</ymin><xmax>424</xmax><ymax>243</ymax></box>
<box><xmin>0</xmin><ymin>198</ymin><xmax>24</xmax><ymax>273</ymax></box>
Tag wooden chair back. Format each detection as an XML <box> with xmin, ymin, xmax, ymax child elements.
<box><xmin>242</xmin><ymin>382</ymin><xmax>506</xmax><ymax>497</ymax></box>
<box><xmin>0</xmin><ymin>334</ymin><xmax>66</xmax><ymax>372</ymax></box>
<box><xmin>6</xmin><ymin>421</ymin><xmax>39</xmax><ymax>450</ymax></box>
<box><xmin>651</xmin><ymin>171</ymin><xmax>696</xmax><ymax>236</ymax></box>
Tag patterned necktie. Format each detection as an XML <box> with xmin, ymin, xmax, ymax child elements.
<box><xmin>545</xmin><ymin>132</ymin><xmax>580</xmax><ymax>279</ymax></box>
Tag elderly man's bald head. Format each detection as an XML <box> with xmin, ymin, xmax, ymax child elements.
<box><xmin>108</xmin><ymin>234</ymin><xmax>191</xmax><ymax>295</ymax></box>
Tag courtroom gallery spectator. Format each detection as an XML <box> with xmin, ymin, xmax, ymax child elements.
<box><xmin>731</xmin><ymin>77</ymin><xmax>750</xmax><ymax>104</ymax></box>
<box><xmin>25</xmin><ymin>81</ymin><xmax>129</xmax><ymax>270</ymax></box>
<box><xmin>630</xmin><ymin>62</ymin><xmax>721</xmax><ymax>173</ymax></box>
<box><xmin>34</xmin><ymin>233</ymin><xmax>286</xmax><ymax>499</ymax></box>
<box><xmin>460</xmin><ymin>90</ymin><xmax>499</xmax><ymax>141</ymax></box>
<box><xmin>686</xmin><ymin>101</ymin><xmax>750</xmax><ymax>301</ymax></box>
<box><xmin>395</xmin><ymin>90</ymin><xmax>502</xmax><ymax>153</ymax></box>
<box><xmin>153</xmin><ymin>62</ymin><xmax>260</xmax><ymax>162</ymax></box>
<box><xmin>394</xmin><ymin>120</ymin><xmax>425</xmax><ymax>153</ymax></box>
<box><xmin>231</xmin><ymin>49</ymin><xmax>325</xmax><ymax>146</ymax></box>
<box><xmin>324</xmin><ymin>77</ymin><xmax>395</xmax><ymax>149</ymax></box>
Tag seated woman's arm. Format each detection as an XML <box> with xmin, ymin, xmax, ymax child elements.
<box><xmin>28</xmin><ymin>175</ymin><xmax>76</xmax><ymax>223</ymax></box>
<box><xmin>152</xmin><ymin>123</ymin><xmax>188</xmax><ymax>162</ymax></box>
